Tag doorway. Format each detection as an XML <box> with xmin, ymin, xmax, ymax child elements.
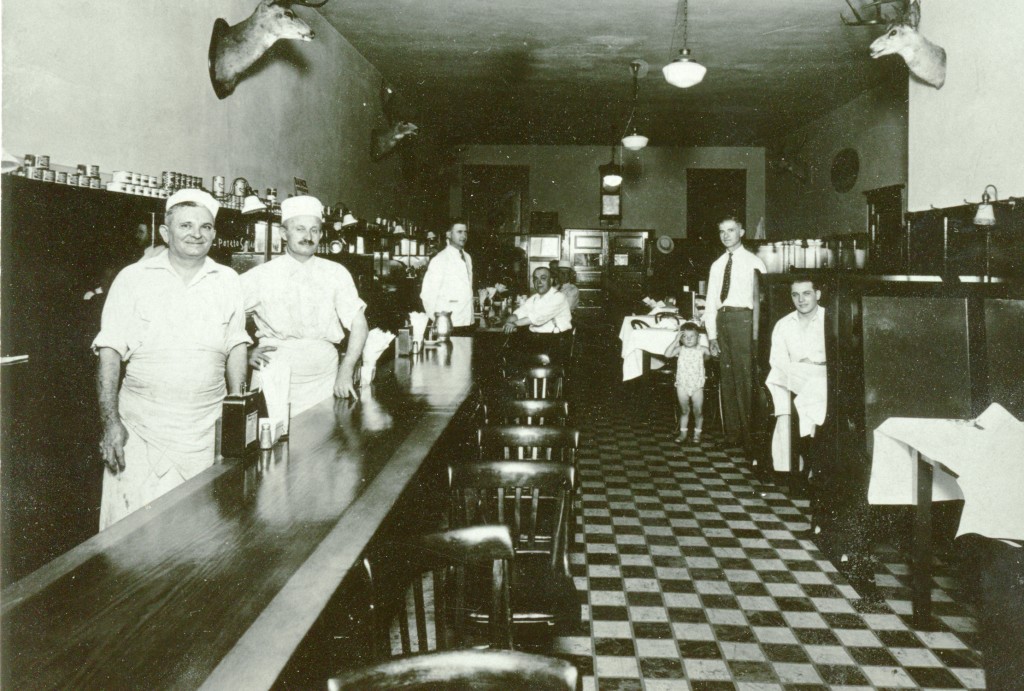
<box><xmin>686</xmin><ymin>169</ymin><xmax>747</xmax><ymax>256</ymax></box>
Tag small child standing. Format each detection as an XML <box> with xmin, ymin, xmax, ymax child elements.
<box><xmin>672</xmin><ymin>323</ymin><xmax>710</xmax><ymax>444</ymax></box>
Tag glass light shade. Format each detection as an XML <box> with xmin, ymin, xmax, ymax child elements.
<box><xmin>341</xmin><ymin>212</ymin><xmax>359</xmax><ymax>226</ymax></box>
<box><xmin>602</xmin><ymin>171</ymin><xmax>623</xmax><ymax>187</ymax></box>
<box><xmin>242</xmin><ymin>194</ymin><xmax>267</xmax><ymax>214</ymax></box>
<box><xmin>973</xmin><ymin>203</ymin><xmax>996</xmax><ymax>226</ymax></box>
<box><xmin>622</xmin><ymin>133</ymin><xmax>649</xmax><ymax>151</ymax></box>
<box><xmin>662</xmin><ymin>49</ymin><xmax>706</xmax><ymax>88</ymax></box>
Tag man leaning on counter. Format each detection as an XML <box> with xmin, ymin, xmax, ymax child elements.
<box><xmin>93</xmin><ymin>189</ymin><xmax>250</xmax><ymax>530</ymax></box>
<box><xmin>241</xmin><ymin>195</ymin><xmax>369</xmax><ymax>412</ymax></box>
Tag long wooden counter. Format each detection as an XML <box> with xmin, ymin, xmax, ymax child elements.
<box><xmin>1</xmin><ymin>338</ymin><xmax>479</xmax><ymax>690</ymax></box>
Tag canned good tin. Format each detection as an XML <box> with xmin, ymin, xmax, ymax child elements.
<box><xmin>233</xmin><ymin>178</ymin><xmax>249</xmax><ymax>197</ymax></box>
<box><xmin>87</xmin><ymin>164</ymin><xmax>100</xmax><ymax>177</ymax></box>
<box><xmin>89</xmin><ymin>177</ymin><xmax>101</xmax><ymax>189</ymax></box>
<box><xmin>67</xmin><ymin>173</ymin><xmax>79</xmax><ymax>186</ymax></box>
<box><xmin>162</xmin><ymin>171</ymin><xmax>172</xmax><ymax>187</ymax></box>
<box><xmin>56</xmin><ymin>171</ymin><xmax>68</xmax><ymax>184</ymax></box>
<box><xmin>212</xmin><ymin>175</ymin><xmax>225</xmax><ymax>196</ymax></box>
<box><xmin>78</xmin><ymin>175</ymin><xmax>91</xmax><ymax>187</ymax></box>
<box><xmin>266</xmin><ymin>188</ymin><xmax>277</xmax><ymax>203</ymax></box>
<box><xmin>131</xmin><ymin>172</ymin><xmax>142</xmax><ymax>185</ymax></box>
<box><xmin>77</xmin><ymin>164</ymin><xmax>88</xmax><ymax>175</ymax></box>
<box><xmin>38</xmin><ymin>155</ymin><xmax>50</xmax><ymax>169</ymax></box>
<box><xmin>42</xmin><ymin>169</ymin><xmax>56</xmax><ymax>183</ymax></box>
<box><xmin>26</xmin><ymin>166</ymin><xmax>42</xmax><ymax>180</ymax></box>
<box><xmin>23</xmin><ymin>154</ymin><xmax>36</xmax><ymax>167</ymax></box>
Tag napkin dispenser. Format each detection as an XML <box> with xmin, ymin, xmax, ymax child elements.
<box><xmin>395</xmin><ymin>326</ymin><xmax>412</xmax><ymax>357</ymax></box>
<box><xmin>221</xmin><ymin>389</ymin><xmax>265</xmax><ymax>458</ymax></box>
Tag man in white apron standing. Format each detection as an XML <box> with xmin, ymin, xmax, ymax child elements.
<box><xmin>420</xmin><ymin>219</ymin><xmax>474</xmax><ymax>334</ymax></box>
<box><xmin>94</xmin><ymin>189</ymin><xmax>250</xmax><ymax>530</ymax></box>
<box><xmin>242</xmin><ymin>195</ymin><xmax>369</xmax><ymax>415</ymax></box>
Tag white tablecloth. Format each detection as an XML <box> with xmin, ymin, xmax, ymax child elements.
<box><xmin>868</xmin><ymin>403</ymin><xmax>1024</xmax><ymax>540</ymax></box>
<box><xmin>767</xmin><ymin>363</ymin><xmax>827</xmax><ymax>472</ymax></box>
<box><xmin>618</xmin><ymin>315</ymin><xmax>708</xmax><ymax>382</ymax></box>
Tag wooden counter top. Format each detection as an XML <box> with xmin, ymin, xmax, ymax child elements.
<box><xmin>1</xmin><ymin>338</ymin><xmax>478</xmax><ymax>690</ymax></box>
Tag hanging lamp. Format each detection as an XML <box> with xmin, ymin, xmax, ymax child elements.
<box><xmin>621</xmin><ymin>60</ymin><xmax>649</xmax><ymax>151</ymax></box>
<box><xmin>663</xmin><ymin>0</ymin><xmax>706</xmax><ymax>88</ymax></box>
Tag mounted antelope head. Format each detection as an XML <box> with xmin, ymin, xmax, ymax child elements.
<box><xmin>868</xmin><ymin>0</ymin><xmax>946</xmax><ymax>89</ymax></box>
<box><xmin>371</xmin><ymin>82</ymin><xmax>419</xmax><ymax>161</ymax></box>
<box><xmin>208</xmin><ymin>0</ymin><xmax>329</xmax><ymax>100</ymax></box>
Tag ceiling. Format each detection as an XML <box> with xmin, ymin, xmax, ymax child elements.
<box><xmin>318</xmin><ymin>0</ymin><xmax>906</xmax><ymax>148</ymax></box>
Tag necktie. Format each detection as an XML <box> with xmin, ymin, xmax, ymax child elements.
<box><xmin>720</xmin><ymin>252</ymin><xmax>733</xmax><ymax>303</ymax></box>
<box><xmin>460</xmin><ymin>249</ymin><xmax>470</xmax><ymax>278</ymax></box>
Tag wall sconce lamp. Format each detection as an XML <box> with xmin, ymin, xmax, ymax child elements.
<box><xmin>663</xmin><ymin>0</ymin><xmax>706</xmax><ymax>88</ymax></box>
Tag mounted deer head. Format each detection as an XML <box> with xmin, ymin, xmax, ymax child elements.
<box><xmin>371</xmin><ymin>82</ymin><xmax>420</xmax><ymax>161</ymax></box>
<box><xmin>208</xmin><ymin>0</ymin><xmax>329</xmax><ymax>100</ymax></box>
<box><xmin>868</xmin><ymin>0</ymin><xmax>946</xmax><ymax>88</ymax></box>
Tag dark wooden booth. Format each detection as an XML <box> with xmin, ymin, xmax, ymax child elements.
<box><xmin>757</xmin><ymin>271</ymin><xmax>1024</xmax><ymax>569</ymax></box>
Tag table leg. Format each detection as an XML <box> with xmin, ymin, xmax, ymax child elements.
<box><xmin>912</xmin><ymin>451</ymin><xmax>934</xmax><ymax>630</ymax></box>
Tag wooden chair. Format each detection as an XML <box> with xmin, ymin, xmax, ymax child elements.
<box><xmin>476</xmin><ymin>425</ymin><xmax>580</xmax><ymax>466</ymax></box>
<box><xmin>630</xmin><ymin>318</ymin><xmax>650</xmax><ymax>329</ymax></box>
<box><xmin>448</xmin><ymin>462</ymin><xmax>580</xmax><ymax>642</ymax></box>
<box><xmin>482</xmin><ymin>400</ymin><xmax>571</xmax><ymax>427</ymax></box>
<box><xmin>655</xmin><ymin>312</ymin><xmax>682</xmax><ymax>328</ymax></box>
<box><xmin>499</xmin><ymin>366</ymin><xmax>566</xmax><ymax>400</ymax></box>
<box><xmin>327</xmin><ymin>649</ymin><xmax>579</xmax><ymax>691</ymax></box>
<box><xmin>361</xmin><ymin>526</ymin><xmax>515</xmax><ymax>661</ymax></box>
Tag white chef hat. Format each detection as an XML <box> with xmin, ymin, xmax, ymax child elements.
<box><xmin>281</xmin><ymin>195</ymin><xmax>324</xmax><ymax>223</ymax></box>
<box><xmin>166</xmin><ymin>188</ymin><xmax>220</xmax><ymax>218</ymax></box>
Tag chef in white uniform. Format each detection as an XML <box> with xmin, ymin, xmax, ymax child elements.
<box><xmin>420</xmin><ymin>219</ymin><xmax>474</xmax><ymax>333</ymax></box>
<box><xmin>94</xmin><ymin>189</ymin><xmax>250</xmax><ymax>530</ymax></box>
<box><xmin>242</xmin><ymin>195</ymin><xmax>369</xmax><ymax>414</ymax></box>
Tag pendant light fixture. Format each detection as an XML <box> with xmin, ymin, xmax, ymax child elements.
<box><xmin>621</xmin><ymin>59</ymin><xmax>649</xmax><ymax>151</ymax></box>
<box><xmin>663</xmin><ymin>0</ymin><xmax>706</xmax><ymax>88</ymax></box>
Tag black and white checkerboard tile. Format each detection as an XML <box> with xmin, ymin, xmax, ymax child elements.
<box><xmin>552</xmin><ymin>356</ymin><xmax>985</xmax><ymax>691</ymax></box>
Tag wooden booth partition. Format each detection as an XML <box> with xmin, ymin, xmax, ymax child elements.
<box><xmin>757</xmin><ymin>272</ymin><xmax>1024</xmax><ymax>560</ymax></box>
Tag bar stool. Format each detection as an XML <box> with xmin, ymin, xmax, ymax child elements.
<box><xmin>361</xmin><ymin>526</ymin><xmax>515</xmax><ymax>660</ymax></box>
<box><xmin>448</xmin><ymin>462</ymin><xmax>580</xmax><ymax>643</ymax></box>
<box><xmin>327</xmin><ymin>649</ymin><xmax>579</xmax><ymax>691</ymax></box>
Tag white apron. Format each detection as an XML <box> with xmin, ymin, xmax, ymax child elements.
<box><xmin>251</xmin><ymin>338</ymin><xmax>339</xmax><ymax>417</ymax></box>
<box><xmin>100</xmin><ymin>349</ymin><xmax>225</xmax><ymax>530</ymax></box>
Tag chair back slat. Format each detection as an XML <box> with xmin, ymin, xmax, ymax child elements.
<box><xmin>412</xmin><ymin>578</ymin><xmax>428</xmax><ymax>652</ymax></box>
<box><xmin>529</xmin><ymin>487</ymin><xmax>541</xmax><ymax>550</ymax></box>
<box><xmin>513</xmin><ymin>487</ymin><xmax>523</xmax><ymax>544</ymax></box>
<box><xmin>397</xmin><ymin>599</ymin><xmax>411</xmax><ymax>653</ymax></box>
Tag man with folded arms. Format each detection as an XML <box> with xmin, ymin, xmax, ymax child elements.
<box><xmin>242</xmin><ymin>195</ymin><xmax>368</xmax><ymax>414</ymax></box>
<box><xmin>94</xmin><ymin>189</ymin><xmax>250</xmax><ymax>530</ymax></box>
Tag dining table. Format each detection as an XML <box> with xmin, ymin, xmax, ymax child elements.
<box><xmin>867</xmin><ymin>402</ymin><xmax>1024</xmax><ymax>627</ymax></box>
<box><xmin>619</xmin><ymin>313</ymin><xmax>708</xmax><ymax>381</ymax></box>
<box><xmin>1</xmin><ymin>338</ymin><xmax>482</xmax><ymax>690</ymax></box>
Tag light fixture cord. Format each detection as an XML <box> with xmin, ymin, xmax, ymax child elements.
<box><xmin>682</xmin><ymin>0</ymin><xmax>690</xmax><ymax>50</ymax></box>
<box><xmin>669</xmin><ymin>0</ymin><xmax>683</xmax><ymax>55</ymax></box>
<box><xmin>622</xmin><ymin>66</ymin><xmax>641</xmax><ymax>139</ymax></box>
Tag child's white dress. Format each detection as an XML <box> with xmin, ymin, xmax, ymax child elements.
<box><xmin>675</xmin><ymin>346</ymin><xmax>707</xmax><ymax>397</ymax></box>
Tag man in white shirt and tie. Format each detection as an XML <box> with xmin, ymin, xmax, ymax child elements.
<box><xmin>420</xmin><ymin>219</ymin><xmax>474</xmax><ymax>334</ymax></box>
<box><xmin>704</xmin><ymin>215</ymin><xmax>767</xmax><ymax>467</ymax></box>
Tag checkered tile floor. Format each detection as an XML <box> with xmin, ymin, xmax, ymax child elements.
<box><xmin>551</xmin><ymin>341</ymin><xmax>986</xmax><ymax>690</ymax></box>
